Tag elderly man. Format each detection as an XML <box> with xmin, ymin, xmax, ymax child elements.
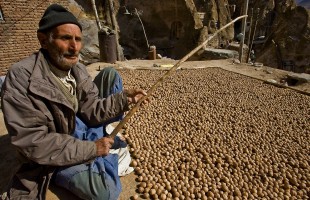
<box><xmin>1</xmin><ymin>4</ymin><xmax>146</xmax><ymax>200</ymax></box>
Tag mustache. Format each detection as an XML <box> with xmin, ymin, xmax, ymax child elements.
<box><xmin>63</xmin><ymin>51</ymin><xmax>79</xmax><ymax>57</ymax></box>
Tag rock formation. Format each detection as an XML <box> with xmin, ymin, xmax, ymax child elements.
<box><xmin>230</xmin><ymin>0</ymin><xmax>309</xmax><ymax>73</ymax></box>
<box><xmin>70</xmin><ymin>0</ymin><xmax>309</xmax><ymax>73</ymax></box>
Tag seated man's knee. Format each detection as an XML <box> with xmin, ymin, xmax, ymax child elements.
<box><xmin>69</xmin><ymin>171</ymin><xmax>109</xmax><ymax>200</ymax></box>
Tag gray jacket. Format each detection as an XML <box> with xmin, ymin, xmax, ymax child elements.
<box><xmin>1</xmin><ymin>50</ymin><xmax>129</xmax><ymax>199</ymax></box>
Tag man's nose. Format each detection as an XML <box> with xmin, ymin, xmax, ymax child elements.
<box><xmin>69</xmin><ymin>39</ymin><xmax>78</xmax><ymax>50</ymax></box>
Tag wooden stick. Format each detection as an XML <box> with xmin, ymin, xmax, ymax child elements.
<box><xmin>247</xmin><ymin>8</ymin><xmax>260</xmax><ymax>64</ymax></box>
<box><xmin>238</xmin><ymin>0</ymin><xmax>249</xmax><ymax>63</ymax></box>
<box><xmin>107</xmin><ymin>0</ymin><xmax>121</xmax><ymax>61</ymax></box>
<box><xmin>91</xmin><ymin>0</ymin><xmax>102</xmax><ymax>30</ymax></box>
<box><xmin>246</xmin><ymin>8</ymin><xmax>254</xmax><ymax>48</ymax></box>
<box><xmin>109</xmin><ymin>15</ymin><xmax>248</xmax><ymax>138</ymax></box>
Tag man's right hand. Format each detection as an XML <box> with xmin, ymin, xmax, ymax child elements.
<box><xmin>94</xmin><ymin>137</ymin><xmax>114</xmax><ymax>156</ymax></box>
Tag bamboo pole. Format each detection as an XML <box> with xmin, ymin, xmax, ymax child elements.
<box><xmin>109</xmin><ymin>15</ymin><xmax>248</xmax><ymax>138</ymax></box>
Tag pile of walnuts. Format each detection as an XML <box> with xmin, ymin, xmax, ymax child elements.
<box><xmin>119</xmin><ymin>68</ymin><xmax>309</xmax><ymax>200</ymax></box>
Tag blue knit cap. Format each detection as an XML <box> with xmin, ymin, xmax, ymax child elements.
<box><xmin>38</xmin><ymin>4</ymin><xmax>82</xmax><ymax>32</ymax></box>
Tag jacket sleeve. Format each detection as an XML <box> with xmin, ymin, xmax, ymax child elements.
<box><xmin>1</xmin><ymin>65</ymin><xmax>97</xmax><ymax>166</ymax></box>
<box><xmin>76</xmin><ymin>65</ymin><xmax>129</xmax><ymax>126</ymax></box>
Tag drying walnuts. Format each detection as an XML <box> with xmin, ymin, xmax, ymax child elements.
<box><xmin>119</xmin><ymin>68</ymin><xmax>310</xmax><ymax>200</ymax></box>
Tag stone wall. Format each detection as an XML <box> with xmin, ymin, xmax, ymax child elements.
<box><xmin>0</xmin><ymin>0</ymin><xmax>70</xmax><ymax>76</ymax></box>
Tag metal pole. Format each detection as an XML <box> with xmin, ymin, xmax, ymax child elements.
<box><xmin>238</xmin><ymin>0</ymin><xmax>249</xmax><ymax>63</ymax></box>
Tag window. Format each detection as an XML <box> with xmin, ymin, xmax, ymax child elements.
<box><xmin>0</xmin><ymin>6</ymin><xmax>4</xmax><ymax>21</ymax></box>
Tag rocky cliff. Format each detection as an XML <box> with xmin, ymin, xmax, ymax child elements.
<box><xmin>71</xmin><ymin>0</ymin><xmax>309</xmax><ymax>73</ymax></box>
<box><xmin>230</xmin><ymin>0</ymin><xmax>309</xmax><ymax>73</ymax></box>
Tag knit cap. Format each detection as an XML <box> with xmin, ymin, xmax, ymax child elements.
<box><xmin>38</xmin><ymin>4</ymin><xmax>82</xmax><ymax>32</ymax></box>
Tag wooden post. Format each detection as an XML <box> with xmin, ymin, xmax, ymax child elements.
<box><xmin>246</xmin><ymin>8</ymin><xmax>253</xmax><ymax>48</ymax></box>
<box><xmin>107</xmin><ymin>0</ymin><xmax>122</xmax><ymax>61</ymax></box>
<box><xmin>91</xmin><ymin>0</ymin><xmax>102</xmax><ymax>30</ymax></box>
<box><xmin>238</xmin><ymin>0</ymin><xmax>249</xmax><ymax>63</ymax></box>
<box><xmin>247</xmin><ymin>8</ymin><xmax>260</xmax><ymax>63</ymax></box>
<box><xmin>246</xmin><ymin>8</ymin><xmax>253</xmax><ymax>63</ymax></box>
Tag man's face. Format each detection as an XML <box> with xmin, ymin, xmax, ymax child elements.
<box><xmin>41</xmin><ymin>24</ymin><xmax>82</xmax><ymax>71</ymax></box>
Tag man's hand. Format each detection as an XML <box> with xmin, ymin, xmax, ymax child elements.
<box><xmin>94</xmin><ymin>137</ymin><xmax>114</xmax><ymax>156</ymax></box>
<box><xmin>124</xmin><ymin>89</ymin><xmax>149</xmax><ymax>105</ymax></box>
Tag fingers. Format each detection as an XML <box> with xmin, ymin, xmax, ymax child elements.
<box><xmin>134</xmin><ymin>90</ymin><xmax>149</xmax><ymax>104</ymax></box>
<box><xmin>141</xmin><ymin>90</ymin><xmax>147</xmax><ymax>96</ymax></box>
<box><xmin>125</xmin><ymin>88</ymin><xmax>152</xmax><ymax>106</ymax></box>
<box><xmin>95</xmin><ymin>137</ymin><xmax>114</xmax><ymax>156</ymax></box>
<box><xmin>133</xmin><ymin>94</ymin><xmax>149</xmax><ymax>105</ymax></box>
<box><xmin>125</xmin><ymin>88</ymin><xmax>147</xmax><ymax>97</ymax></box>
<box><xmin>135</xmin><ymin>89</ymin><xmax>147</xmax><ymax>96</ymax></box>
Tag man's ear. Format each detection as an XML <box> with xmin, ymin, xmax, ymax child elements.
<box><xmin>37</xmin><ymin>32</ymin><xmax>48</xmax><ymax>49</ymax></box>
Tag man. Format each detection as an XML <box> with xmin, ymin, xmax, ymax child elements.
<box><xmin>1</xmin><ymin>4</ymin><xmax>147</xmax><ymax>200</ymax></box>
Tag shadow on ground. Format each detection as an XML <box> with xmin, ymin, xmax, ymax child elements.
<box><xmin>48</xmin><ymin>184</ymin><xmax>82</xmax><ymax>200</ymax></box>
<box><xmin>0</xmin><ymin>134</ymin><xmax>81</xmax><ymax>199</ymax></box>
<box><xmin>0</xmin><ymin>135</ymin><xmax>20</xmax><ymax>194</ymax></box>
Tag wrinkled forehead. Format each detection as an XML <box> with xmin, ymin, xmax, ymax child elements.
<box><xmin>50</xmin><ymin>24</ymin><xmax>82</xmax><ymax>37</ymax></box>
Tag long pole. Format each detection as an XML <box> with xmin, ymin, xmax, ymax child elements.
<box><xmin>135</xmin><ymin>8</ymin><xmax>150</xmax><ymax>49</ymax></box>
<box><xmin>238</xmin><ymin>0</ymin><xmax>249</xmax><ymax>63</ymax></box>
<box><xmin>107</xmin><ymin>0</ymin><xmax>121</xmax><ymax>61</ymax></box>
<box><xmin>245</xmin><ymin>8</ymin><xmax>253</xmax><ymax>63</ymax></box>
<box><xmin>91</xmin><ymin>0</ymin><xmax>102</xmax><ymax>30</ymax></box>
<box><xmin>247</xmin><ymin>8</ymin><xmax>260</xmax><ymax>63</ymax></box>
<box><xmin>109</xmin><ymin>15</ymin><xmax>248</xmax><ymax>138</ymax></box>
<box><xmin>246</xmin><ymin>8</ymin><xmax>254</xmax><ymax>48</ymax></box>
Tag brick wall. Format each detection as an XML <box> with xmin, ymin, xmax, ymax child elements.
<box><xmin>0</xmin><ymin>0</ymin><xmax>70</xmax><ymax>76</ymax></box>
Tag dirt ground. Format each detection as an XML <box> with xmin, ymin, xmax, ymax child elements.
<box><xmin>0</xmin><ymin>58</ymin><xmax>309</xmax><ymax>199</ymax></box>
